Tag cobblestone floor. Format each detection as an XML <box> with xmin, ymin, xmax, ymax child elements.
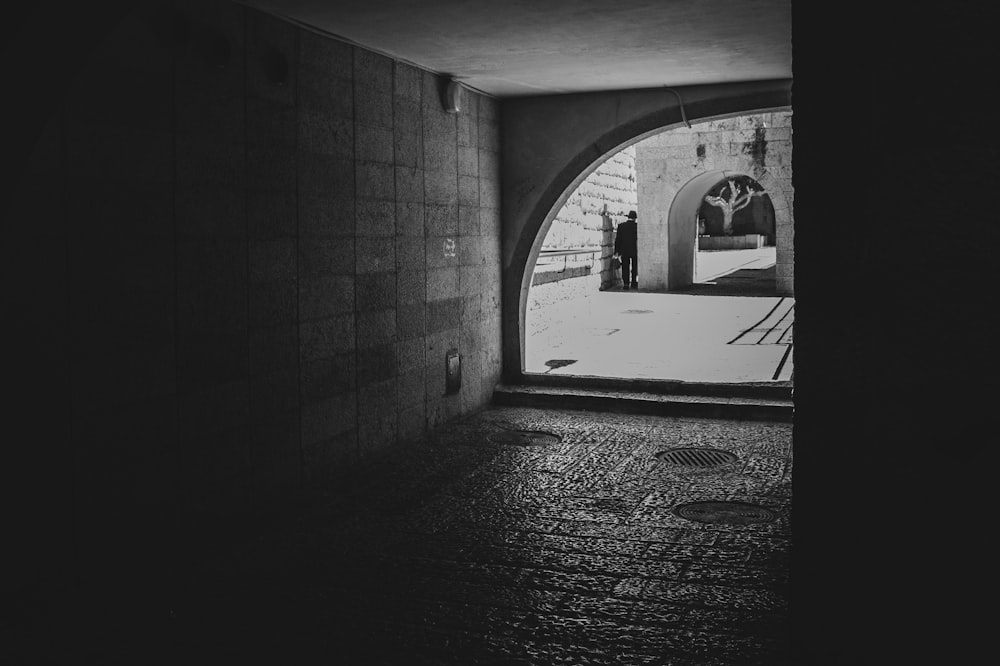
<box><xmin>78</xmin><ymin>406</ymin><xmax>792</xmax><ymax>665</ymax></box>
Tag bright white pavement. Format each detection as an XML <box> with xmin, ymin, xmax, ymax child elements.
<box><xmin>524</xmin><ymin>248</ymin><xmax>793</xmax><ymax>383</ymax></box>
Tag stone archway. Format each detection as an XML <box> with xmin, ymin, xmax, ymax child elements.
<box><xmin>500</xmin><ymin>79</ymin><xmax>793</xmax><ymax>380</ymax></box>
<box><xmin>665</xmin><ymin>168</ymin><xmax>792</xmax><ymax>290</ymax></box>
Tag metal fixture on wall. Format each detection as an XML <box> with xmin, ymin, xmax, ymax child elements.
<box><xmin>443</xmin><ymin>76</ymin><xmax>462</xmax><ymax>113</ymax></box>
<box><xmin>445</xmin><ymin>349</ymin><xmax>461</xmax><ymax>393</ymax></box>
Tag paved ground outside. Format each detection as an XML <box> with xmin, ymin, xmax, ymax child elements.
<box><xmin>526</xmin><ymin>249</ymin><xmax>793</xmax><ymax>383</ymax></box>
<box><xmin>41</xmin><ymin>406</ymin><xmax>791</xmax><ymax>664</ymax></box>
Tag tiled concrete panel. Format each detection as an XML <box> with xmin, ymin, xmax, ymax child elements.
<box><xmin>393</xmin><ymin>125</ymin><xmax>423</xmax><ymax>169</ymax></box>
<box><xmin>425</xmin><ymin>169</ymin><xmax>459</xmax><ymax>207</ymax></box>
<box><xmin>395</xmin><ymin>235</ymin><xmax>426</xmax><ymax>271</ymax></box>
<box><xmin>356</xmin><ymin>236</ymin><xmax>396</xmax><ymax>274</ymax></box>
<box><xmin>424</xmin><ymin>138</ymin><xmax>458</xmax><ymax>176</ymax></box>
<box><xmin>357</xmin><ymin>161</ymin><xmax>395</xmax><ymax>201</ymax></box>
<box><xmin>250</xmin><ymin>238</ymin><xmax>296</xmax><ymax>283</ymax></box>
<box><xmin>458</xmin><ymin>107</ymin><xmax>479</xmax><ymax>149</ymax></box>
<box><xmin>356</xmin><ymin>200</ymin><xmax>396</xmax><ymax>236</ymax></box>
<box><xmin>65</xmin><ymin>185</ymin><xmax>172</xmax><ymax>238</ymax></box>
<box><xmin>427</xmin><ymin>267</ymin><xmax>459</xmax><ymax>301</ymax></box>
<box><xmin>427</xmin><ymin>297</ymin><xmax>461</xmax><ymax>335</ymax></box>
<box><xmin>458</xmin><ymin>145</ymin><xmax>478</xmax><ymax>176</ymax></box>
<box><xmin>480</xmin><ymin>206</ymin><xmax>501</xmax><ymax>238</ymax></box>
<box><xmin>460</xmin><ymin>265</ymin><xmax>484</xmax><ymax>297</ymax></box>
<box><xmin>177</xmin><ymin>334</ymin><xmax>247</xmax><ymax>392</ymax></box>
<box><xmin>478</xmin><ymin>95</ymin><xmax>499</xmax><ymax>121</ymax></box>
<box><xmin>176</xmin><ymin>239</ymin><xmax>248</xmax><ymax>338</ymax></box>
<box><xmin>356</xmin><ymin>124</ymin><xmax>395</xmax><ymax>164</ymax></box>
<box><xmin>478</xmin><ymin>119</ymin><xmax>500</xmax><ymax>153</ymax></box>
<box><xmin>300</xmin><ymin>314</ymin><xmax>356</xmax><ymax>361</ymax></box>
<box><xmin>301</xmin><ymin>353</ymin><xmax>356</xmax><ymax>403</ymax></box>
<box><xmin>299</xmin><ymin>74</ymin><xmax>354</xmax><ymax>119</ymax></box>
<box><xmin>249</xmin><ymin>365</ymin><xmax>299</xmax><ymax>415</ymax></box>
<box><xmin>247</xmin><ymin>99</ymin><xmax>296</xmax><ymax>151</ymax></box>
<box><xmin>396</xmin><ymin>302</ymin><xmax>426</xmax><ymax>341</ymax></box>
<box><xmin>396</xmin><ymin>202</ymin><xmax>425</xmax><ymax>237</ymax></box>
<box><xmin>459</xmin><ymin>235</ymin><xmax>482</xmax><ymax>267</ymax></box>
<box><xmin>357</xmin><ymin>271</ymin><xmax>397</xmax><ymax>311</ymax></box>
<box><xmin>397</xmin><ymin>404</ymin><xmax>425</xmax><ymax>442</ymax></box>
<box><xmin>458</xmin><ymin>205</ymin><xmax>480</xmax><ymax>238</ymax></box>
<box><xmin>175</xmin><ymin>186</ymin><xmax>245</xmax><ymax>237</ymax></box>
<box><xmin>425</xmin><ymin>204</ymin><xmax>459</xmax><ymax>236</ymax></box>
<box><xmin>357</xmin><ymin>309</ymin><xmax>397</xmax><ymax>349</ymax></box>
<box><xmin>359</xmin><ymin>379</ymin><xmax>397</xmax><ymax>454</ymax></box>
<box><xmin>249</xmin><ymin>191</ymin><xmax>297</xmax><ymax>239</ymax></box>
<box><xmin>249</xmin><ymin>324</ymin><xmax>299</xmax><ymax>377</ymax></box>
<box><xmin>178</xmin><ymin>426</ymin><xmax>252</xmax><ymax>517</ymax></box>
<box><xmin>458</xmin><ymin>175</ymin><xmax>480</xmax><ymax>206</ymax></box>
<box><xmin>177</xmin><ymin>380</ymin><xmax>250</xmax><ymax>437</ymax></box>
<box><xmin>396</xmin><ymin>338</ymin><xmax>426</xmax><ymax>376</ymax></box>
<box><xmin>395</xmin><ymin>166</ymin><xmax>424</xmax><ymax>204</ymax></box>
<box><xmin>358</xmin><ymin>343</ymin><xmax>397</xmax><ymax>386</ymax></box>
<box><xmin>302</xmin><ymin>429</ymin><xmax>357</xmax><ymax>488</ymax></box>
<box><xmin>298</xmin><ymin>111</ymin><xmax>354</xmax><ymax>157</ymax></box>
<box><xmin>299</xmin><ymin>236</ymin><xmax>356</xmax><ymax>277</ymax></box>
<box><xmin>298</xmin><ymin>153</ymin><xmax>355</xmax><ymax>199</ymax></box>
<box><xmin>394</xmin><ymin>61</ymin><xmax>422</xmax><ymax>102</ymax></box>
<box><xmin>459</xmin><ymin>352</ymin><xmax>483</xmax><ymax>414</ymax></box>
<box><xmin>68</xmin><ymin>236</ymin><xmax>176</xmax><ymax>355</ymax></box>
<box><xmin>354</xmin><ymin>48</ymin><xmax>393</xmax><ymax>129</ymax></box>
<box><xmin>300</xmin><ymin>274</ymin><xmax>355</xmax><ymax>319</ymax></box>
<box><xmin>426</xmin><ymin>392</ymin><xmax>461</xmax><ymax>429</ymax></box>
<box><xmin>301</xmin><ymin>391</ymin><xmax>357</xmax><ymax>446</ymax></box>
<box><xmin>66</xmin><ymin>123</ymin><xmax>175</xmax><ymax>192</ymax></box>
<box><xmin>249</xmin><ymin>279</ymin><xmax>297</xmax><ymax>329</ymax></box>
<box><xmin>174</xmin><ymin>132</ymin><xmax>246</xmax><ymax>190</ymax></box>
<box><xmin>70</xmin><ymin>346</ymin><xmax>176</xmax><ymax>416</ymax></box>
<box><xmin>479</xmin><ymin>173</ymin><xmax>501</xmax><ymax>209</ymax></box>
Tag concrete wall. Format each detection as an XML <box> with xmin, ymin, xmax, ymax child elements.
<box><xmin>634</xmin><ymin>112</ymin><xmax>794</xmax><ymax>293</ymax></box>
<box><xmin>500</xmin><ymin>80</ymin><xmax>792</xmax><ymax>379</ymax></box>
<box><xmin>6</xmin><ymin>0</ymin><xmax>502</xmax><ymax>575</ymax></box>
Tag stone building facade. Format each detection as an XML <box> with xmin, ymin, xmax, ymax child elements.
<box><xmin>635</xmin><ymin>111</ymin><xmax>794</xmax><ymax>294</ymax></box>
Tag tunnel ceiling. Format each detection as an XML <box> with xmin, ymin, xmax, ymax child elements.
<box><xmin>238</xmin><ymin>0</ymin><xmax>791</xmax><ymax>97</ymax></box>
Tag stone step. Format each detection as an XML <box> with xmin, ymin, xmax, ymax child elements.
<box><xmin>493</xmin><ymin>382</ymin><xmax>793</xmax><ymax>422</ymax></box>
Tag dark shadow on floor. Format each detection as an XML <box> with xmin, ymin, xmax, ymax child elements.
<box><xmin>676</xmin><ymin>265</ymin><xmax>778</xmax><ymax>297</ymax></box>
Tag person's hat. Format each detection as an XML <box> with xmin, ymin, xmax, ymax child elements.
<box><xmin>625</xmin><ymin>210</ymin><xmax>637</xmax><ymax>219</ymax></box>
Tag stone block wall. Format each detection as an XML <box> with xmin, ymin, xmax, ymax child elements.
<box><xmin>530</xmin><ymin>146</ymin><xmax>636</xmax><ymax>317</ymax></box>
<box><xmin>635</xmin><ymin>112</ymin><xmax>794</xmax><ymax>294</ymax></box>
<box><xmin>10</xmin><ymin>0</ymin><xmax>503</xmax><ymax>547</ymax></box>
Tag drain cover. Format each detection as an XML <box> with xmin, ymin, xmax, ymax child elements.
<box><xmin>674</xmin><ymin>501</ymin><xmax>777</xmax><ymax>525</ymax></box>
<box><xmin>656</xmin><ymin>448</ymin><xmax>737</xmax><ymax>467</ymax></box>
<box><xmin>487</xmin><ymin>430</ymin><xmax>561</xmax><ymax>446</ymax></box>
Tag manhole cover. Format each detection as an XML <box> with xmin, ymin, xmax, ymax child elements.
<box><xmin>622</xmin><ymin>309</ymin><xmax>653</xmax><ymax>314</ymax></box>
<box><xmin>656</xmin><ymin>448</ymin><xmax>737</xmax><ymax>467</ymax></box>
<box><xmin>487</xmin><ymin>430</ymin><xmax>562</xmax><ymax>446</ymax></box>
<box><xmin>674</xmin><ymin>501</ymin><xmax>777</xmax><ymax>525</ymax></box>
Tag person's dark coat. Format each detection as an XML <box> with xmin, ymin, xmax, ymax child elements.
<box><xmin>614</xmin><ymin>219</ymin><xmax>638</xmax><ymax>256</ymax></box>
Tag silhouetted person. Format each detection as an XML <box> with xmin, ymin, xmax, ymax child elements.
<box><xmin>614</xmin><ymin>210</ymin><xmax>638</xmax><ymax>289</ymax></box>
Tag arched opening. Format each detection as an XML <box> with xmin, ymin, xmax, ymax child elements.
<box><xmin>521</xmin><ymin>109</ymin><xmax>793</xmax><ymax>384</ymax></box>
